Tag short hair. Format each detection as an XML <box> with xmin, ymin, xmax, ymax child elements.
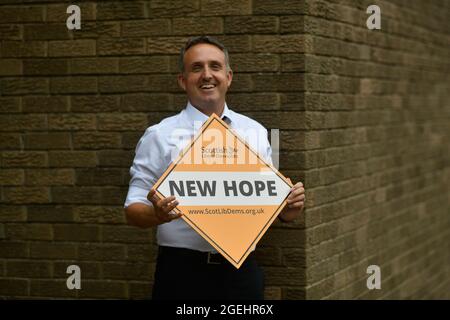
<box><xmin>178</xmin><ymin>36</ymin><xmax>231</xmax><ymax>73</ymax></box>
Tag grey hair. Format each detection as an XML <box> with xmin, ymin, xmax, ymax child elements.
<box><xmin>178</xmin><ymin>35</ymin><xmax>231</xmax><ymax>73</ymax></box>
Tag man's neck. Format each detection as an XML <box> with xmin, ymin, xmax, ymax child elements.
<box><xmin>191</xmin><ymin>102</ymin><xmax>225</xmax><ymax>117</ymax></box>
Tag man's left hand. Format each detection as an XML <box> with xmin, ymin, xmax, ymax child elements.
<box><xmin>279</xmin><ymin>180</ymin><xmax>305</xmax><ymax>222</ymax></box>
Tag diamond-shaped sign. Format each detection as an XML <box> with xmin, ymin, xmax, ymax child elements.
<box><xmin>153</xmin><ymin>114</ymin><xmax>292</xmax><ymax>268</ymax></box>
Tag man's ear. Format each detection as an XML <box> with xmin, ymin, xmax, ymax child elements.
<box><xmin>177</xmin><ymin>73</ymin><xmax>186</xmax><ymax>91</ymax></box>
<box><xmin>227</xmin><ymin>69</ymin><xmax>233</xmax><ymax>88</ymax></box>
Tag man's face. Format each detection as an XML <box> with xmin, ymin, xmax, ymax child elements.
<box><xmin>178</xmin><ymin>43</ymin><xmax>233</xmax><ymax>112</ymax></box>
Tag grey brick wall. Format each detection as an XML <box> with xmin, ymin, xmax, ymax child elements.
<box><xmin>0</xmin><ymin>0</ymin><xmax>449</xmax><ymax>299</ymax></box>
<box><xmin>299</xmin><ymin>0</ymin><xmax>450</xmax><ymax>299</ymax></box>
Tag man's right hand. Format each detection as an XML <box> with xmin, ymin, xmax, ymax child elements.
<box><xmin>148</xmin><ymin>189</ymin><xmax>182</xmax><ymax>224</ymax></box>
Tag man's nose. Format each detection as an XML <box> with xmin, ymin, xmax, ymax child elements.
<box><xmin>202</xmin><ymin>66</ymin><xmax>212</xmax><ymax>80</ymax></box>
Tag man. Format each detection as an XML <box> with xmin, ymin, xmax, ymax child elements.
<box><xmin>124</xmin><ymin>36</ymin><xmax>305</xmax><ymax>300</ymax></box>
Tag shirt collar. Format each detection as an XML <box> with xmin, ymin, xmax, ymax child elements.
<box><xmin>184</xmin><ymin>101</ymin><xmax>234</xmax><ymax>127</ymax></box>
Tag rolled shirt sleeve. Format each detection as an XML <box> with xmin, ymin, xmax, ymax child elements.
<box><xmin>124</xmin><ymin>128</ymin><xmax>164</xmax><ymax>208</ymax></box>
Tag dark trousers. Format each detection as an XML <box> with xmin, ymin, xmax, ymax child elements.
<box><xmin>152</xmin><ymin>246</ymin><xmax>265</xmax><ymax>300</ymax></box>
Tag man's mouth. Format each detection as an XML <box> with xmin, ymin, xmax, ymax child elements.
<box><xmin>199</xmin><ymin>84</ymin><xmax>217</xmax><ymax>90</ymax></box>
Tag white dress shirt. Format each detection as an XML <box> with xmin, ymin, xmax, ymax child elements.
<box><xmin>125</xmin><ymin>101</ymin><xmax>273</xmax><ymax>252</ymax></box>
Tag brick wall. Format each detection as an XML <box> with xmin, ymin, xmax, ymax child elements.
<box><xmin>298</xmin><ymin>0</ymin><xmax>450</xmax><ymax>299</ymax></box>
<box><xmin>0</xmin><ymin>0</ymin><xmax>449</xmax><ymax>299</ymax></box>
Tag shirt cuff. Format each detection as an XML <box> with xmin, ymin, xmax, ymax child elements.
<box><xmin>124</xmin><ymin>185</ymin><xmax>152</xmax><ymax>208</ymax></box>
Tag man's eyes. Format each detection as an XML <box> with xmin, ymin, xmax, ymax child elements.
<box><xmin>190</xmin><ymin>64</ymin><xmax>222</xmax><ymax>72</ymax></box>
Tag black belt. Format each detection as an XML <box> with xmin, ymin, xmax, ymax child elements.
<box><xmin>158</xmin><ymin>246</ymin><xmax>230</xmax><ymax>265</ymax></box>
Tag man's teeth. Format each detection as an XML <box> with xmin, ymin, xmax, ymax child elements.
<box><xmin>201</xmin><ymin>84</ymin><xmax>216</xmax><ymax>89</ymax></box>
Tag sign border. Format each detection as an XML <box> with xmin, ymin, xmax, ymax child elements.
<box><xmin>152</xmin><ymin>113</ymin><xmax>293</xmax><ymax>268</ymax></box>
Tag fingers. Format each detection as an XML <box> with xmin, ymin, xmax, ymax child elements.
<box><xmin>158</xmin><ymin>210</ymin><xmax>183</xmax><ymax>223</ymax></box>
<box><xmin>157</xmin><ymin>196</ymin><xmax>176</xmax><ymax>210</ymax></box>
<box><xmin>147</xmin><ymin>189</ymin><xmax>158</xmax><ymax>205</ymax></box>
<box><xmin>158</xmin><ymin>210</ymin><xmax>182</xmax><ymax>223</ymax></box>
<box><xmin>156</xmin><ymin>197</ymin><xmax>181</xmax><ymax>223</ymax></box>
<box><xmin>147</xmin><ymin>190</ymin><xmax>182</xmax><ymax>223</ymax></box>
<box><xmin>287</xmin><ymin>194</ymin><xmax>305</xmax><ymax>203</ymax></box>
<box><xmin>156</xmin><ymin>197</ymin><xmax>178</xmax><ymax>223</ymax></box>
<box><xmin>287</xmin><ymin>188</ymin><xmax>305</xmax><ymax>203</ymax></box>
<box><xmin>162</xmin><ymin>198</ymin><xmax>179</xmax><ymax>214</ymax></box>
<box><xmin>148</xmin><ymin>190</ymin><xmax>177</xmax><ymax>209</ymax></box>
<box><xmin>289</xmin><ymin>182</ymin><xmax>304</xmax><ymax>191</ymax></box>
<box><xmin>288</xmin><ymin>200</ymin><xmax>305</xmax><ymax>209</ymax></box>
<box><xmin>290</xmin><ymin>187</ymin><xmax>305</xmax><ymax>197</ymax></box>
<box><xmin>286</xmin><ymin>181</ymin><xmax>306</xmax><ymax>210</ymax></box>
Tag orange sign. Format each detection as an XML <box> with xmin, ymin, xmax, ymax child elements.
<box><xmin>153</xmin><ymin>114</ymin><xmax>292</xmax><ymax>268</ymax></box>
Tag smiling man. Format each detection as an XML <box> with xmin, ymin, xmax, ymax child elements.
<box><xmin>177</xmin><ymin>40</ymin><xmax>232</xmax><ymax>116</ymax></box>
<box><xmin>124</xmin><ymin>36</ymin><xmax>306</xmax><ymax>300</ymax></box>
